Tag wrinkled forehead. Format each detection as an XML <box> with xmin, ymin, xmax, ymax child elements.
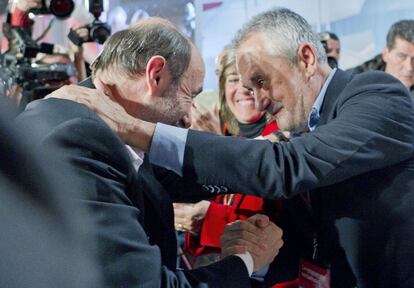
<box><xmin>236</xmin><ymin>32</ymin><xmax>268</xmax><ymax>54</ymax></box>
<box><xmin>235</xmin><ymin>47</ymin><xmax>267</xmax><ymax>78</ymax></box>
<box><xmin>235</xmin><ymin>33</ymin><xmax>271</xmax><ymax>64</ymax></box>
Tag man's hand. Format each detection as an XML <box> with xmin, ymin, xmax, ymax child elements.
<box><xmin>220</xmin><ymin>214</ymin><xmax>283</xmax><ymax>272</ymax></box>
<box><xmin>46</xmin><ymin>85</ymin><xmax>155</xmax><ymax>151</ymax></box>
<box><xmin>173</xmin><ymin>200</ymin><xmax>210</xmax><ymax>234</ymax></box>
<box><xmin>190</xmin><ymin>103</ymin><xmax>222</xmax><ymax>135</ymax></box>
<box><xmin>68</xmin><ymin>25</ymin><xmax>89</xmax><ymax>48</ymax></box>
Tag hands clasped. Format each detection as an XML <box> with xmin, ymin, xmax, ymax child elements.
<box><xmin>221</xmin><ymin>214</ymin><xmax>283</xmax><ymax>272</ymax></box>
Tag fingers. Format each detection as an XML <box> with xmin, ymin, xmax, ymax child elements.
<box><xmin>251</xmin><ymin>222</ymin><xmax>284</xmax><ymax>271</ymax></box>
<box><xmin>195</xmin><ymin>103</ymin><xmax>209</xmax><ymax>116</ymax></box>
<box><xmin>264</xmin><ymin>222</ymin><xmax>284</xmax><ymax>250</ymax></box>
<box><xmin>71</xmin><ymin>26</ymin><xmax>89</xmax><ymax>39</ymax></box>
<box><xmin>174</xmin><ymin>201</ymin><xmax>210</xmax><ymax>216</ymax></box>
<box><xmin>46</xmin><ymin>84</ymin><xmax>107</xmax><ymax>102</ymax></box>
<box><xmin>220</xmin><ymin>215</ymin><xmax>285</xmax><ymax>272</ymax></box>
<box><xmin>190</xmin><ymin>103</ymin><xmax>222</xmax><ymax>134</ymax></box>
<box><xmin>247</xmin><ymin>213</ymin><xmax>270</xmax><ymax>228</ymax></box>
<box><xmin>221</xmin><ymin>220</ymin><xmax>269</xmax><ymax>250</ymax></box>
<box><xmin>222</xmin><ymin>235</ymin><xmax>267</xmax><ymax>256</ymax></box>
<box><xmin>173</xmin><ymin>201</ymin><xmax>209</xmax><ymax>234</ymax></box>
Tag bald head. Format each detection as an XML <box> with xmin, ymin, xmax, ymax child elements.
<box><xmin>93</xmin><ymin>17</ymin><xmax>192</xmax><ymax>84</ymax></box>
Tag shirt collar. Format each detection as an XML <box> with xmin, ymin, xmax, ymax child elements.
<box><xmin>307</xmin><ymin>68</ymin><xmax>337</xmax><ymax>131</ymax></box>
<box><xmin>125</xmin><ymin>145</ymin><xmax>145</xmax><ymax>172</ymax></box>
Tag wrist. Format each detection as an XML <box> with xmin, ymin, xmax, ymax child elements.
<box><xmin>234</xmin><ymin>252</ymin><xmax>254</xmax><ymax>276</ymax></box>
<box><xmin>122</xmin><ymin>118</ymin><xmax>155</xmax><ymax>152</ymax></box>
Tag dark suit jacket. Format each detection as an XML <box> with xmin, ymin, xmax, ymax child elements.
<box><xmin>182</xmin><ymin>69</ymin><xmax>414</xmax><ymax>288</ymax></box>
<box><xmin>15</xmin><ymin>97</ymin><xmax>252</xmax><ymax>288</ymax></box>
<box><xmin>0</xmin><ymin>98</ymin><xmax>100</xmax><ymax>288</ymax></box>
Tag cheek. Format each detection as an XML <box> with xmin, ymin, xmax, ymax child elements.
<box><xmin>225</xmin><ymin>86</ymin><xmax>237</xmax><ymax>104</ymax></box>
<box><xmin>178</xmin><ymin>95</ymin><xmax>193</xmax><ymax>113</ymax></box>
<box><xmin>388</xmin><ymin>55</ymin><xmax>402</xmax><ymax>67</ymax></box>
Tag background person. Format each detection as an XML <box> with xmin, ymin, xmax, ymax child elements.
<box><xmin>351</xmin><ymin>19</ymin><xmax>414</xmax><ymax>94</ymax></box>
<box><xmin>318</xmin><ymin>31</ymin><xmax>340</xmax><ymax>68</ymax></box>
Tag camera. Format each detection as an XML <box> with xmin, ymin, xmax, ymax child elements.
<box><xmin>10</xmin><ymin>27</ymin><xmax>54</xmax><ymax>58</ymax></box>
<box><xmin>68</xmin><ymin>18</ymin><xmax>111</xmax><ymax>45</ymax></box>
<box><xmin>30</xmin><ymin>0</ymin><xmax>75</xmax><ymax>19</ymax></box>
<box><xmin>1</xmin><ymin>25</ymin><xmax>76</xmax><ymax>105</ymax></box>
<box><xmin>68</xmin><ymin>0</ymin><xmax>111</xmax><ymax>46</ymax></box>
<box><xmin>0</xmin><ymin>53</ymin><xmax>76</xmax><ymax>104</ymax></box>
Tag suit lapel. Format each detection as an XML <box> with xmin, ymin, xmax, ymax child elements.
<box><xmin>136</xmin><ymin>158</ymin><xmax>177</xmax><ymax>270</ymax></box>
<box><xmin>318</xmin><ymin>69</ymin><xmax>353</xmax><ymax>126</ymax></box>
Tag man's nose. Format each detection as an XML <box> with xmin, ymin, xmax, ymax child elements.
<box><xmin>239</xmin><ymin>84</ymin><xmax>251</xmax><ymax>96</ymax></box>
<box><xmin>254</xmin><ymin>94</ymin><xmax>270</xmax><ymax>111</ymax></box>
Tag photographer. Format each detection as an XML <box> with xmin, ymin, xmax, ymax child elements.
<box><xmin>3</xmin><ymin>0</ymin><xmax>87</xmax><ymax>107</ymax></box>
<box><xmin>68</xmin><ymin>26</ymin><xmax>88</xmax><ymax>81</ymax></box>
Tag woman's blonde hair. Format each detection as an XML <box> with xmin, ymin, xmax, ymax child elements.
<box><xmin>217</xmin><ymin>47</ymin><xmax>272</xmax><ymax>135</ymax></box>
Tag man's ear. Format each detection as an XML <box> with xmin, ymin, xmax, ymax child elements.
<box><xmin>382</xmin><ymin>47</ymin><xmax>389</xmax><ymax>63</ymax></box>
<box><xmin>146</xmin><ymin>55</ymin><xmax>169</xmax><ymax>96</ymax></box>
<box><xmin>297</xmin><ymin>43</ymin><xmax>317</xmax><ymax>79</ymax></box>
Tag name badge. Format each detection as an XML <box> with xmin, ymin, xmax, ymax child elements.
<box><xmin>299</xmin><ymin>259</ymin><xmax>330</xmax><ymax>288</ymax></box>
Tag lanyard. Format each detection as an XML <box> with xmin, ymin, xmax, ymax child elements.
<box><xmin>299</xmin><ymin>191</ymin><xmax>319</xmax><ymax>261</ymax></box>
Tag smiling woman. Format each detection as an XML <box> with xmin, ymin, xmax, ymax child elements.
<box><xmin>218</xmin><ymin>47</ymin><xmax>267</xmax><ymax>135</ymax></box>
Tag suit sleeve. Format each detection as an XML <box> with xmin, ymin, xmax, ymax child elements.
<box><xmin>41</xmin><ymin>117</ymin><xmax>251</xmax><ymax>288</ymax></box>
<box><xmin>182</xmin><ymin>75</ymin><xmax>414</xmax><ymax>199</ymax></box>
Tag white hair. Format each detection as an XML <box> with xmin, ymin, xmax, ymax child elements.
<box><xmin>233</xmin><ymin>8</ymin><xmax>327</xmax><ymax>64</ymax></box>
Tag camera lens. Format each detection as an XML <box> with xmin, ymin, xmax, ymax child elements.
<box><xmin>47</xmin><ymin>0</ymin><xmax>75</xmax><ymax>19</ymax></box>
<box><xmin>91</xmin><ymin>25</ymin><xmax>111</xmax><ymax>45</ymax></box>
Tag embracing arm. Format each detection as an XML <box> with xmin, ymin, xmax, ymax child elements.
<box><xmin>181</xmin><ymin>77</ymin><xmax>414</xmax><ymax>199</ymax></box>
<box><xmin>47</xmin><ymin>76</ymin><xmax>414</xmax><ymax>200</ymax></box>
